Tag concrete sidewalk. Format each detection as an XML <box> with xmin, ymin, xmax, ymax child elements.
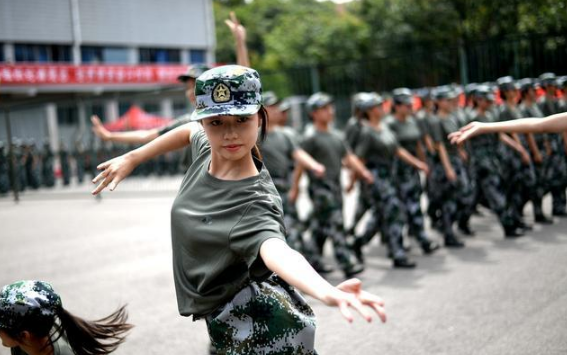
<box><xmin>1</xmin><ymin>194</ymin><xmax>566</xmax><ymax>354</ymax></box>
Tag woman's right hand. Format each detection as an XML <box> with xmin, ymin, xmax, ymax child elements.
<box><xmin>91</xmin><ymin>153</ymin><xmax>138</xmax><ymax>195</ymax></box>
<box><xmin>323</xmin><ymin>278</ymin><xmax>387</xmax><ymax>324</ymax></box>
<box><xmin>449</xmin><ymin>121</ymin><xmax>487</xmax><ymax>145</ymax></box>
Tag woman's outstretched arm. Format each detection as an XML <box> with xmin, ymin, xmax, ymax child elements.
<box><xmin>449</xmin><ymin>112</ymin><xmax>567</xmax><ymax>145</ymax></box>
<box><xmin>91</xmin><ymin>123</ymin><xmax>193</xmax><ymax>194</ymax></box>
<box><xmin>260</xmin><ymin>238</ymin><xmax>387</xmax><ymax>324</ymax></box>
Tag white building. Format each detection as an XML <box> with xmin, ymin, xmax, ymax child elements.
<box><xmin>0</xmin><ymin>0</ymin><xmax>215</xmax><ymax>150</ymax></box>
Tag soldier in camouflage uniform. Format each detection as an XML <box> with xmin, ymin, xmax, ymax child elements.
<box><xmin>59</xmin><ymin>141</ymin><xmax>71</xmax><ymax>186</ymax></box>
<box><xmin>538</xmin><ymin>72</ymin><xmax>567</xmax><ymax>217</ymax></box>
<box><xmin>351</xmin><ymin>93</ymin><xmax>436</xmax><ymax>268</ymax></box>
<box><xmin>385</xmin><ymin>88</ymin><xmax>438</xmax><ymax>252</ymax></box>
<box><xmin>428</xmin><ymin>86</ymin><xmax>471</xmax><ymax>247</ymax></box>
<box><xmin>465</xmin><ymin>85</ymin><xmax>525</xmax><ymax>237</ymax></box>
<box><xmin>518</xmin><ymin>78</ymin><xmax>553</xmax><ymax>224</ymax></box>
<box><xmin>301</xmin><ymin>92</ymin><xmax>375</xmax><ymax>277</ymax></box>
<box><xmin>41</xmin><ymin>140</ymin><xmax>55</xmax><ymax>188</ymax></box>
<box><xmin>344</xmin><ymin>93</ymin><xmax>376</xmax><ymax>237</ymax></box>
<box><xmin>0</xmin><ymin>280</ymin><xmax>132</xmax><ymax>355</ymax></box>
<box><xmin>0</xmin><ymin>142</ymin><xmax>9</xmax><ymax>194</ymax></box>
<box><xmin>259</xmin><ymin>91</ymin><xmax>328</xmax><ymax>273</ymax></box>
<box><xmin>496</xmin><ymin>76</ymin><xmax>537</xmax><ymax>229</ymax></box>
<box><xmin>92</xmin><ymin>66</ymin><xmax>386</xmax><ymax>355</ymax></box>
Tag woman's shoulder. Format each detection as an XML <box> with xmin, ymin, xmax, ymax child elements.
<box><xmin>190</xmin><ymin>128</ymin><xmax>210</xmax><ymax>160</ymax></box>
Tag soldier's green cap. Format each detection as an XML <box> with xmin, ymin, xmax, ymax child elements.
<box><xmin>557</xmin><ymin>76</ymin><xmax>567</xmax><ymax>89</ymax></box>
<box><xmin>278</xmin><ymin>99</ymin><xmax>291</xmax><ymax>112</ymax></box>
<box><xmin>392</xmin><ymin>88</ymin><xmax>413</xmax><ymax>105</ymax></box>
<box><xmin>190</xmin><ymin>65</ymin><xmax>262</xmax><ymax>122</ymax></box>
<box><xmin>518</xmin><ymin>78</ymin><xmax>536</xmax><ymax>91</ymax></box>
<box><xmin>0</xmin><ymin>280</ymin><xmax>62</xmax><ymax>330</ymax></box>
<box><xmin>465</xmin><ymin>83</ymin><xmax>478</xmax><ymax>96</ymax></box>
<box><xmin>473</xmin><ymin>84</ymin><xmax>495</xmax><ymax>101</ymax></box>
<box><xmin>263</xmin><ymin>91</ymin><xmax>279</xmax><ymax>106</ymax></box>
<box><xmin>433</xmin><ymin>85</ymin><xmax>457</xmax><ymax>100</ymax></box>
<box><xmin>497</xmin><ymin>76</ymin><xmax>517</xmax><ymax>92</ymax></box>
<box><xmin>177</xmin><ymin>64</ymin><xmax>210</xmax><ymax>82</ymax></box>
<box><xmin>538</xmin><ymin>72</ymin><xmax>557</xmax><ymax>87</ymax></box>
<box><xmin>306</xmin><ymin>92</ymin><xmax>333</xmax><ymax>113</ymax></box>
<box><xmin>357</xmin><ymin>92</ymin><xmax>384</xmax><ymax>112</ymax></box>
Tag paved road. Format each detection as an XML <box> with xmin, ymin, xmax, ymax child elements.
<box><xmin>1</xmin><ymin>186</ymin><xmax>566</xmax><ymax>355</ymax></box>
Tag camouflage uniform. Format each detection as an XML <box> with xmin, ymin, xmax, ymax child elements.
<box><xmin>0</xmin><ymin>143</ymin><xmax>10</xmax><ymax>194</ymax></box>
<box><xmin>538</xmin><ymin>94</ymin><xmax>567</xmax><ymax>215</ymax></box>
<box><xmin>353</xmin><ymin>124</ymin><xmax>410</xmax><ymax>262</ymax></box>
<box><xmin>41</xmin><ymin>141</ymin><xmax>55</xmax><ymax>188</ymax></box>
<box><xmin>182</xmin><ymin>66</ymin><xmax>318</xmax><ymax>353</ymax></box>
<box><xmin>206</xmin><ymin>275</ymin><xmax>317</xmax><ymax>355</ymax></box>
<box><xmin>385</xmin><ymin>112</ymin><xmax>430</xmax><ymax>245</ymax></box>
<box><xmin>468</xmin><ymin>110</ymin><xmax>518</xmax><ymax>232</ymax></box>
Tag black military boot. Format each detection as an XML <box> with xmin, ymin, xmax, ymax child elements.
<box><xmin>393</xmin><ymin>257</ymin><xmax>416</xmax><ymax>268</ymax></box>
<box><xmin>344</xmin><ymin>261</ymin><xmax>365</xmax><ymax>278</ymax></box>
<box><xmin>444</xmin><ymin>234</ymin><xmax>465</xmax><ymax>248</ymax></box>
<box><xmin>535</xmin><ymin>214</ymin><xmax>553</xmax><ymax>224</ymax></box>
<box><xmin>458</xmin><ymin>221</ymin><xmax>475</xmax><ymax>236</ymax></box>
<box><xmin>504</xmin><ymin>225</ymin><xmax>524</xmax><ymax>238</ymax></box>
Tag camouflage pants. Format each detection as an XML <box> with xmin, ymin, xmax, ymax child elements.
<box><xmin>545</xmin><ymin>152</ymin><xmax>567</xmax><ymax>214</ymax></box>
<box><xmin>350</xmin><ymin>185</ymin><xmax>373</xmax><ymax>234</ymax></box>
<box><xmin>394</xmin><ymin>162</ymin><xmax>429</xmax><ymax>242</ymax></box>
<box><xmin>206</xmin><ymin>275</ymin><xmax>317</xmax><ymax>355</ymax></box>
<box><xmin>429</xmin><ymin>156</ymin><xmax>475</xmax><ymax>237</ymax></box>
<box><xmin>307</xmin><ymin>180</ymin><xmax>359</xmax><ymax>270</ymax></box>
<box><xmin>472</xmin><ymin>152</ymin><xmax>517</xmax><ymax>229</ymax></box>
<box><xmin>499</xmin><ymin>146</ymin><xmax>537</xmax><ymax>219</ymax></box>
<box><xmin>359</xmin><ymin>165</ymin><xmax>407</xmax><ymax>260</ymax></box>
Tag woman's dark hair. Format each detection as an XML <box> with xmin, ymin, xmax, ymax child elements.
<box><xmin>6</xmin><ymin>305</ymin><xmax>132</xmax><ymax>355</ymax></box>
<box><xmin>252</xmin><ymin>105</ymin><xmax>269</xmax><ymax>161</ymax></box>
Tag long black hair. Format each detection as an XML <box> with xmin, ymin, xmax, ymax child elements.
<box><xmin>6</xmin><ymin>305</ymin><xmax>133</xmax><ymax>355</ymax></box>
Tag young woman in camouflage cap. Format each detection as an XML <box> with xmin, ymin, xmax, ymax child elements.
<box><xmin>91</xmin><ymin>65</ymin><xmax>386</xmax><ymax>354</ymax></box>
<box><xmin>0</xmin><ymin>280</ymin><xmax>132</xmax><ymax>355</ymax></box>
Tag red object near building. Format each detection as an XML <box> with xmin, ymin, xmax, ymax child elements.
<box><xmin>103</xmin><ymin>105</ymin><xmax>172</xmax><ymax>131</ymax></box>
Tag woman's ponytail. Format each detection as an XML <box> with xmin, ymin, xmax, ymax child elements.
<box><xmin>57</xmin><ymin>305</ymin><xmax>133</xmax><ymax>355</ymax></box>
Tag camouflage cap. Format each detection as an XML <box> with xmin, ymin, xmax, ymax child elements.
<box><xmin>190</xmin><ymin>65</ymin><xmax>262</xmax><ymax>122</ymax></box>
<box><xmin>539</xmin><ymin>72</ymin><xmax>557</xmax><ymax>87</ymax></box>
<box><xmin>433</xmin><ymin>85</ymin><xmax>457</xmax><ymax>100</ymax></box>
<box><xmin>392</xmin><ymin>88</ymin><xmax>413</xmax><ymax>105</ymax></box>
<box><xmin>496</xmin><ymin>76</ymin><xmax>517</xmax><ymax>92</ymax></box>
<box><xmin>306</xmin><ymin>92</ymin><xmax>333</xmax><ymax>113</ymax></box>
<box><xmin>474</xmin><ymin>84</ymin><xmax>495</xmax><ymax>101</ymax></box>
<box><xmin>278</xmin><ymin>98</ymin><xmax>291</xmax><ymax>112</ymax></box>
<box><xmin>518</xmin><ymin>78</ymin><xmax>537</xmax><ymax>91</ymax></box>
<box><xmin>464</xmin><ymin>83</ymin><xmax>478</xmax><ymax>96</ymax></box>
<box><xmin>557</xmin><ymin>76</ymin><xmax>567</xmax><ymax>89</ymax></box>
<box><xmin>263</xmin><ymin>91</ymin><xmax>279</xmax><ymax>107</ymax></box>
<box><xmin>0</xmin><ymin>280</ymin><xmax>62</xmax><ymax>330</ymax></box>
<box><xmin>357</xmin><ymin>92</ymin><xmax>384</xmax><ymax>112</ymax></box>
<box><xmin>177</xmin><ymin>64</ymin><xmax>210</xmax><ymax>82</ymax></box>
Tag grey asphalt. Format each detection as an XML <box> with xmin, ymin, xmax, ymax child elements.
<box><xmin>1</xmin><ymin>180</ymin><xmax>567</xmax><ymax>355</ymax></box>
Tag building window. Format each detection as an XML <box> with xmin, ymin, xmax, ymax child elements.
<box><xmin>119</xmin><ymin>102</ymin><xmax>132</xmax><ymax>116</ymax></box>
<box><xmin>81</xmin><ymin>46</ymin><xmax>129</xmax><ymax>64</ymax></box>
<box><xmin>189</xmin><ymin>49</ymin><xmax>206</xmax><ymax>64</ymax></box>
<box><xmin>139</xmin><ymin>48</ymin><xmax>180</xmax><ymax>64</ymax></box>
<box><xmin>57</xmin><ymin>106</ymin><xmax>79</xmax><ymax>125</ymax></box>
<box><xmin>144</xmin><ymin>102</ymin><xmax>160</xmax><ymax>115</ymax></box>
<box><xmin>14</xmin><ymin>44</ymin><xmax>72</xmax><ymax>63</ymax></box>
<box><xmin>0</xmin><ymin>45</ymin><xmax>4</xmax><ymax>62</ymax></box>
<box><xmin>87</xmin><ymin>103</ymin><xmax>105</xmax><ymax>122</ymax></box>
<box><xmin>173</xmin><ymin>99</ymin><xmax>188</xmax><ymax>116</ymax></box>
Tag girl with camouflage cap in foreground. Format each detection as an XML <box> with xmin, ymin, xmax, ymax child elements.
<box><xmin>0</xmin><ymin>280</ymin><xmax>132</xmax><ymax>355</ymax></box>
<box><xmin>91</xmin><ymin>65</ymin><xmax>386</xmax><ymax>354</ymax></box>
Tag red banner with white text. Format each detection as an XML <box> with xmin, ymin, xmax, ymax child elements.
<box><xmin>0</xmin><ymin>64</ymin><xmax>188</xmax><ymax>85</ymax></box>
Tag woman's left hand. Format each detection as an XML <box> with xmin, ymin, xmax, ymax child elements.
<box><xmin>323</xmin><ymin>279</ymin><xmax>386</xmax><ymax>323</ymax></box>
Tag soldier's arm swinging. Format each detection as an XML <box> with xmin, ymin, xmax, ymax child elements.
<box><xmin>436</xmin><ymin>143</ymin><xmax>457</xmax><ymax>182</ymax></box>
<box><xmin>292</xmin><ymin>148</ymin><xmax>325</xmax><ymax>177</ymax></box>
<box><xmin>343</xmin><ymin>153</ymin><xmax>374</xmax><ymax>184</ymax></box>
<box><xmin>396</xmin><ymin>147</ymin><xmax>429</xmax><ymax>174</ymax></box>
<box><xmin>91</xmin><ymin>123</ymin><xmax>193</xmax><ymax>195</ymax></box>
<box><xmin>449</xmin><ymin>112</ymin><xmax>567</xmax><ymax>144</ymax></box>
<box><xmin>91</xmin><ymin>115</ymin><xmax>160</xmax><ymax>144</ymax></box>
<box><xmin>526</xmin><ymin>133</ymin><xmax>543</xmax><ymax>164</ymax></box>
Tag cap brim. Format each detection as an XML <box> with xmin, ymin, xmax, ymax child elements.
<box><xmin>177</xmin><ymin>75</ymin><xmax>196</xmax><ymax>82</ymax></box>
<box><xmin>190</xmin><ymin>104</ymin><xmax>261</xmax><ymax>122</ymax></box>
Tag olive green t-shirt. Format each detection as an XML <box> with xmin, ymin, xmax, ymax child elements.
<box><xmin>170</xmin><ymin>130</ymin><xmax>286</xmax><ymax>318</ymax></box>
<box><xmin>355</xmin><ymin>125</ymin><xmax>399</xmax><ymax>167</ymax></box>
<box><xmin>344</xmin><ymin>116</ymin><xmax>364</xmax><ymax>151</ymax></box>
<box><xmin>301</xmin><ymin>130</ymin><xmax>349</xmax><ymax>185</ymax></box>
<box><xmin>429</xmin><ymin>114</ymin><xmax>460</xmax><ymax>154</ymax></box>
<box><xmin>384</xmin><ymin>115</ymin><xmax>423</xmax><ymax>155</ymax></box>
<box><xmin>260</xmin><ymin>128</ymin><xmax>297</xmax><ymax>183</ymax></box>
<box><xmin>12</xmin><ymin>335</ymin><xmax>74</xmax><ymax>355</ymax></box>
